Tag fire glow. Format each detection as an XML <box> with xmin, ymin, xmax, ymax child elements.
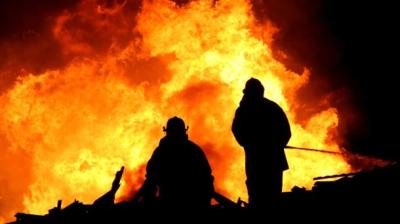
<box><xmin>0</xmin><ymin>0</ymin><xmax>353</xmax><ymax>220</ymax></box>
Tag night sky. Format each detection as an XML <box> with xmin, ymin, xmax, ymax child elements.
<box><xmin>250</xmin><ymin>0</ymin><xmax>399</xmax><ymax>161</ymax></box>
<box><xmin>322</xmin><ymin>1</ymin><xmax>399</xmax><ymax>160</ymax></box>
<box><xmin>1</xmin><ymin>0</ymin><xmax>399</xmax><ymax>160</ymax></box>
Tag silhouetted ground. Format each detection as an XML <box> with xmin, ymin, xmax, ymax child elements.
<box><xmin>8</xmin><ymin>163</ymin><xmax>399</xmax><ymax>223</ymax></box>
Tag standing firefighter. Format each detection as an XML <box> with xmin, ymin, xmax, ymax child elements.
<box><xmin>232</xmin><ymin>78</ymin><xmax>291</xmax><ymax>209</ymax></box>
<box><xmin>141</xmin><ymin>116</ymin><xmax>214</xmax><ymax>208</ymax></box>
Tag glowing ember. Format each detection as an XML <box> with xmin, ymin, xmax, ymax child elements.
<box><xmin>0</xmin><ymin>0</ymin><xmax>353</xmax><ymax>220</ymax></box>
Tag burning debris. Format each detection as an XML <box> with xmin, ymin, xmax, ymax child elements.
<box><xmin>8</xmin><ymin>162</ymin><xmax>399</xmax><ymax>223</ymax></box>
<box><xmin>8</xmin><ymin>166</ymin><xmax>244</xmax><ymax>224</ymax></box>
<box><xmin>282</xmin><ymin>162</ymin><xmax>400</xmax><ymax>212</ymax></box>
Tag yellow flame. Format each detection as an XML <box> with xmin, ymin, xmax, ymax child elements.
<box><xmin>0</xmin><ymin>0</ymin><xmax>352</xmax><ymax>219</ymax></box>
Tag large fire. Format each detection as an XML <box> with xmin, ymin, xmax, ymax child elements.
<box><xmin>0</xmin><ymin>0</ymin><xmax>354</xmax><ymax>221</ymax></box>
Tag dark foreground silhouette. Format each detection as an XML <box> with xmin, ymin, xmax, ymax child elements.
<box><xmin>232</xmin><ymin>78</ymin><xmax>291</xmax><ymax>208</ymax></box>
<box><xmin>136</xmin><ymin>116</ymin><xmax>214</xmax><ymax>208</ymax></box>
<box><xmin>8</xmin><ymin>163</ymin><xmax>400</xmax><ymax>223</ymax></box>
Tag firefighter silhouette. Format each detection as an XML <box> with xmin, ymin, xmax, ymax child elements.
<box><xmin>142</xmin><ymin>116</ymin><xmax>214</xmax><ymax>208</ymax></box>
<box><xmin>232</xmin><ymin>78</ymin><xmax>291</xmax><ymax>208</ymax></box>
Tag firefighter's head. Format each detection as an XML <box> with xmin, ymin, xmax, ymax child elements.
<box><xmin>163</xmin><ymin>116</ymin><xmax>188</xmax><ymax>137</ymax></box>
<box><xmin>243</xmin><ymin>78</ymin><xmax>264</xmax><ymax>98</ymax></box>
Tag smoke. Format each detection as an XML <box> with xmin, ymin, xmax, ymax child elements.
<box><xmin>0</xmin><ymin>1</ymin><xmax>78</xmax><ymax>92</ymax></box>
<box><xmin>250</xmin><ymin>0</ymin><xmax>400</xmax><ymax>160</ymax></box>
<box><xmin>250</xmin><ymin>0</ymin><xmax>348</xmax><ymax>130</ymax></box>
<box><xmin>0</xmin><ymin>0</ymin><xmax>142</xmax><ymax>93</ymax></box>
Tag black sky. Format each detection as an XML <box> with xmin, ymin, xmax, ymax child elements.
<box><xmin>274</xmin><ymin>0</ymin><xmax>399</xmax><ymax>160</ymax></box>
<box><xmin>251</xmin><ymin>0</ymin><xmax>400</xmax><ymax>161</ymax></box>
<box><xmin>321</xmin><ymin>1</ymin><xmax>399</xmax><ymax>160</ymax></box>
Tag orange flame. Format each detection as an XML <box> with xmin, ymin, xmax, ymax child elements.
<box><xmin>0</xmin><ymin>0</ymin><xmax>353</xmax><ymax>220</ymax></box>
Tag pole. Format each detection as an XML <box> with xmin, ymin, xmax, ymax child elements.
<box><xmin>285</xmin><ymin>145</ymin><xmax>342</xmax><ymax>154</ymax></box>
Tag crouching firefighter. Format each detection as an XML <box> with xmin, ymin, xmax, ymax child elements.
<box><xmin>136</xmin><ymin>116</ymin><xmax>214</xmax><ymax>209</ymax></box>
